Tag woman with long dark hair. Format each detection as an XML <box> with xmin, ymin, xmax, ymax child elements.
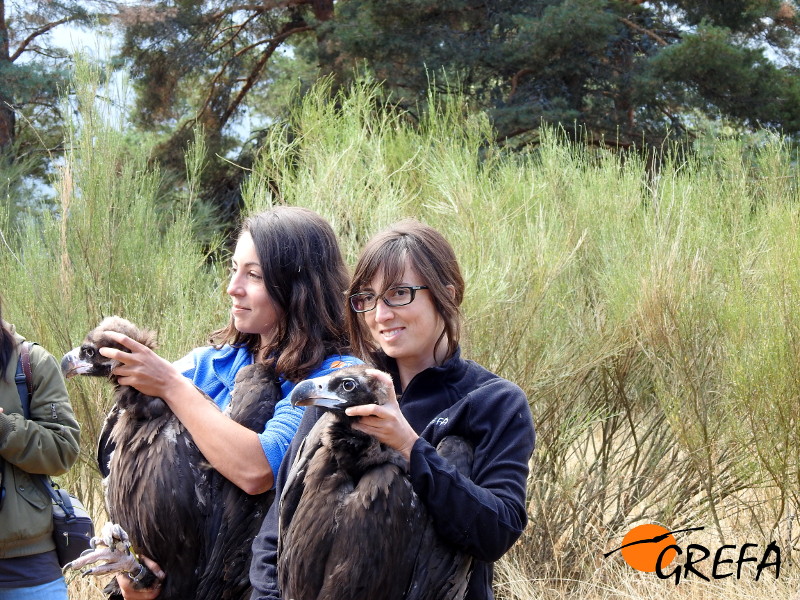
<box><xmin>99</xmin><ymin>206</ymin><xmax>361</xmax><ymax>599</ymax></box>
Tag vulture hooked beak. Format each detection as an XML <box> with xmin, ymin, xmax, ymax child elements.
<box><xmin>61</xmin><ymin>347</ymin><xmax>95</xmax><ymax>378</ymax></box>
<box><xmin>290</xmin><ymin>376</ymin><xmax>349</xmax><ymax>411</ymax></box>
<box><xmin>289</xmin><ymin>368</ymin><xmax>390</xmax><ymax>413</ymax></box>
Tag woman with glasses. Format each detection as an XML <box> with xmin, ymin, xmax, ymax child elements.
<box><xmin>250</xmin><ymin>218</ymin><xmax>535</xmax><ymax>600</ymax></box>
<box><xmin>0</xmin><ymin>298</ymin><xmax>80</xmax><ymax>600</ymax></box>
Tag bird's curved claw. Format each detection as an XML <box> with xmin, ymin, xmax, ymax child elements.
<box><xmin>61</xmin><ymin>521</ymin><xmax>142</xmax><ymax>579</ymax></box>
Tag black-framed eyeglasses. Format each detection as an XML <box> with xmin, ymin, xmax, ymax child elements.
<box><xmin>349</xmin><ymin>286</ymin><xmax>429</xmax><ymax>313</ymax></box>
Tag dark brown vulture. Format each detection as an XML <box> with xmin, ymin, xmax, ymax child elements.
<box><xmin>60</xmin><ymin>316</ymin><xmax>280</xmax><ymax>600</ymax></box>
<box><xmin>278</xmin><ymin>365</ymin><xmax>473</xmax><ymax>600</ymax></box>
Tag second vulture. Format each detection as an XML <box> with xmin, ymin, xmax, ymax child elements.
<box><xmin>278</xmin><ymin>365</ymin><xmax>473</xmax><ymax>600</ymax></box>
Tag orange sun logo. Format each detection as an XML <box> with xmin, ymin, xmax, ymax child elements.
<box><xmin>617</xmin><ymin>523</ymin><xmax>678</xmax><ymax>572</ymax></box>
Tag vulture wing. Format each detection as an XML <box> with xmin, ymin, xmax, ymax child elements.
<box><xmin>96</xmin><ymin>404</ymin><xmax>120</xmax><ymax>479</ymax></box>
<box><xmin>195</xmin><ymin>363</ymin><xmax>282</xmax><ymax>600</ymax></box>
<box><xmin>404</xmin><ymin>436</ymin><xmax>474</xmax><ymax>600</ymax></box>
<box><xmin>276</xmin><ymin>414</ymin><xmax>334</xmax><ymax>599</ymax></box>
<box><xmin>105</xmin><ymin>400</ymin><xmax>214</xmax><ymax>599</ymax></box>
<box><xmin>224</xmin><ymin>362</ymin><xmax>281</xmax><ymax>429</ymax></box>
<box><xmin>316</xmin><ymin>460</ymin><xmax>423</xmax><ymax>600</ymax></box>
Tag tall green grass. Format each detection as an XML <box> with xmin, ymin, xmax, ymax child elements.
<box><xmin>0</xmin><ymin>59</ymin><xmax>226</xmax><ymax>518</ymax></box>
<box><xmin>2</xmin><ymin>66</ymin><xmax>800</xmax><ymax>598</ymax></box>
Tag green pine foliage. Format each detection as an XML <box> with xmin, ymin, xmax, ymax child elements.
<box><xmin>643</xmin><ymin>24</ymin><xmax>800</xmax><ymax>130</ymax></box>
<box><xmin>0</xmin><ymin>0</ymin><xmax>100</xmax><ymax>164</ymax></box>
<box><xmin>325</xmin><ymin>0</ymin><xmax>800</xmax><ymax>148</ymax></box>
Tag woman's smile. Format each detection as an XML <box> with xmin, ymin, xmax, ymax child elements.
<box><xmin>379</xmin><ymin>326</ymin><xmax>405</xmax><ymax>341</ymax></box>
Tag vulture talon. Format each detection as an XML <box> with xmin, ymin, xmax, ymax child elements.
<box><xmin>62</xmin><ymin>521</ymin><xmax>141</xmax><ymax>579</ymax></box>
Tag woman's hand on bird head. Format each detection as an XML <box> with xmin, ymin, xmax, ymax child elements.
<box><xmin>345</xmin><ymin>369</ymin><xmax>419</xmax><ymax>462</ymax></box>
<box><xmin>98</xmin><ymin>331</ymin><xmax>184</xmax><ymax>399</ymax></box>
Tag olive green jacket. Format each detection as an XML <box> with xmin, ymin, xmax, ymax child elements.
<box><xmin>0</xmin><ymin>323</ymin><xmax>81</xmax><ymax>558</ymax></box>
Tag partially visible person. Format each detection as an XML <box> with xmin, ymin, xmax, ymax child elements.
<box><xmin>0</xmin><ymin>298</ymin><xmax>81</xmax><ymax>600</ymax></box>
<box><xmin>97</xmin><ymin>206</ymin><xmax>362</xmax><ymax>599</ymax></box>
<box><xmin>249</xmin><ymin>218</ymin><xmax>535</xmax><ymax>600</ymax></box>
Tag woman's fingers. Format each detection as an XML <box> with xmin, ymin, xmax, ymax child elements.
<box><xmin>345</xmin><ymin>369</ymin><xmax>418</xmax><ymax>459</ymax></box>
<box><xmin>98</xmin><ymin>331</ymin><xmax>145</xmax><ymax>364</ymax></box>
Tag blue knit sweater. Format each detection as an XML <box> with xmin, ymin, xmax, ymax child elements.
<box><xmin>174</xmin><ymin>345</ymin><xmax>361</xmax><ymax>484</ymax></box>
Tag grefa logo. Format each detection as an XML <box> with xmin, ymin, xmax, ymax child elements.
<box><xmin>604</xmin><ymin>523</ymin><xmax>781</xmax><ymax>584</ymax></box>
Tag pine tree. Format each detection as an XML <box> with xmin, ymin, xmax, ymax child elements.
<box><xmin>0</xmin><ymin>0</ymin><xmax>98</xmax><ymax>155</ymax></box>
<box><xmin>325</xmin><ymin>0</ymin><xmax>800</xmax><ymax>147</ymax></box>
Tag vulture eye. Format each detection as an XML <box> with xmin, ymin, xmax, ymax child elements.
<box><xmin>341</xmin><ymin>378</ymin><xmax>357</xmax><ymax>393</ymax></box>
<box><xmin>82</xmin><ymin>346</ymin><xmax>96</xmax><ymax>359</ymax></box>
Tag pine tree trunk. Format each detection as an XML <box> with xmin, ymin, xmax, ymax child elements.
<box><xmin>311</xmin><ymin>0</ymin><xmax>344</xmax><ymax>88</ymax></box>
<box><xmin>0</xmin><ymin>0</ymin><xmax>15</xmax><ymax>151</ymax></box>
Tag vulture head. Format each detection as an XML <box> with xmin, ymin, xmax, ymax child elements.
<box><xmin>61</xmin><ymin>316</ymin><xmax>164</xmax><ymax>418</ymax></box>
<box><xmin>289</xmin><ymin>365</ymin><xmax>389</xmax><ymax>415</ymax></box>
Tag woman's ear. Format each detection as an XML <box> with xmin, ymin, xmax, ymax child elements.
<box><xmin>446</xmin><ymin>284</ymin><xmax>456</xmax><ymax>301</ymax></box>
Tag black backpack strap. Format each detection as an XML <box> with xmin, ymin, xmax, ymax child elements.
<box><xmin>14</xmin><ymin>342</ymin><xmax>33</xmax><ymax>419</ymax></box>
<box><xmin>45</xmin><ymin>482</ymin><xmax>78</xmax><ymax>521</ymax></box>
